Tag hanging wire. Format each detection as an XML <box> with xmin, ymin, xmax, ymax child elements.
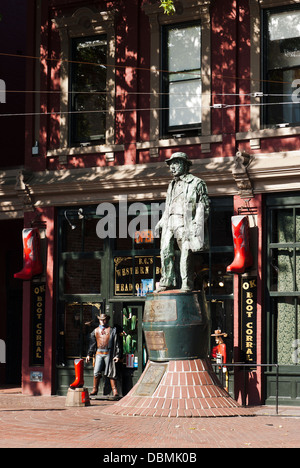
<box><xmin>2</xmin><ymin>89</ymin><xmax>299</xmax><ymax>98</ymax></box>
<box><xmin>0</xmin><ymin>51</ymin><xmax>298</xmax><ymax>86</ymax></box>
<box><xmin>0</xmin><ymin>50</ymin><xmax>299</xmax><ymax>118</ymax></box>
<box><xmin>0</xmin><ymin>100</ymin><xmax>299</xmax><ymax>118</ymax></box>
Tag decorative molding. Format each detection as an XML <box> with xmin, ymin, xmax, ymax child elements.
<box><xmin>15</xmin><ymin>169</ymin><xmax>35</xmax><ymax>212</ymax></box>
<box><xmin>52</xmin><ymin>7</ymin><xmax>117</xmax><ymax>164</ymax></box>
<box><xmin>1</xmin><ymin>150</ymin><xmax>300</xmax><ymax>219</ymax></box>
<box><xmin>232</xmin><ymin>150</ymin><xmax>254</xmax><ymax>199</ymax></box>
<box><xmin>236</xmin><ymin>125</ymin><xmax>300</xmax><ymax>143</ymax></box>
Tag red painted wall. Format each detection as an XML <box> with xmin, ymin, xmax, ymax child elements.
<box><xmin>21</xmin><ymin>208</ymin><xmax>56</xmax><ymax>395</ymax></box>
<box><xmin>0</xmin><ymin>0</ymin><xmax>27</xmax><ymax>168</ymax></box>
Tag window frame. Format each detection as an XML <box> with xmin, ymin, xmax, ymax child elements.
<box><xmin>52</xmin><ymin>8</ymin><xmax>116</xmax><ymax>163</ymax></box>
<box><xmin>161</xmin><ymin>21</ymin><xmax>202</xmax><ymax>138</ymax></box>
<box><xmin>143</xmin><ymin>0</ymin><xmax>213</xmax><ymax>156</ymax></box>
<box><xmin>69</xmin><ymin>35</ymin><xmax>108</xmax><ymax>147</ymax></box>
<box><xmin>261</xmin><ymin>4</ymin><xmax>300</xmax><ymax>128</ymax></box>
<box><xmin>266</xmin><ymin>193</ymin><xmax>300</xmax><ymax>366</ymax></box>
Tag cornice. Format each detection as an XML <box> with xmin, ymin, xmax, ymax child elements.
<box><xmin>1</xmin><ymin>150</ymin><xmax>300</xmax><ymax>219</ymax></box>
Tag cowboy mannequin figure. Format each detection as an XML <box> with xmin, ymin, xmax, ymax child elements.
<box><xmin>86</xmin><ymin>313</ymin><xmax>122</xmax><ymax>399</ymax></box>
<box><xmin>155</xmin><ymin>152</ymin><xmax>210</xmax><ymax>292</ymax></box>
<box><xmin>211</xmin><ymin>329</ymin><xmax>227</xmax><ymax>368</ymax></box>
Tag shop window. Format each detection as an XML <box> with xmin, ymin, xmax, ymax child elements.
<box><xmin>70</xmin><ymin>36</ymin><xmax>107</xmax><ymax>146</ymax></box>
<box><xmin>122</xmin><ymin>306</ymin><xmax>139</xmax><ymax>368</ymax></box>
<box><xmin>64</xmin><ymin>302</ymin><xmax>101</xmax><ymax>358</ymax></box>
<box><xmin>64</xmin><ymin>258</ymin><xmax>101</xmax><ymax>295</ymax></box>
<box><xmin>270</xmin><ymin>297</ymin><xmax>300</xmax><ymax>365</ymax></box>
<box><xmin>269</xmin><ymin>208</ymin><xmax>300</xmax><ymax>293</ymax></box>
<box><xmin>267</xmin><ymin>200</ymin><xmax>300</xmax><ymax>366</ymax></box>
<box><xmin>161</xmin><ymin>22</ymin><xmax>202</xmax><ymax>137</ymax></box>
<box><xmin>262</xmin><ymin>6</ymin><xmax>300</xmax><ymax>127</ymax></box>
<box><xmin>114</xmin><ymin>256</ymin><xmax>161</xmax><ymax>296</ymax></box>
<box><xmin>62</xmin><ymin>214</ymin><xmax>104</xmax><ymax>253</ymax></box>
<box><xmin>194</xmin><ymin>198</ymin><xmax>234</xmax><ymax>363</ymax></box>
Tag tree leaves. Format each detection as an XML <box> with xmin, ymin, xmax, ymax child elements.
<box><xmin>159</xmin><ymin>0</ymin><xmax>176</xmax><ymax>15</ymax></box>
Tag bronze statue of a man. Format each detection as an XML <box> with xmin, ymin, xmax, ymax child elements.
<box><xmin>155</xmin><ymin>152</ymin><xmax>210</xmax><ymax>292</ymax></box>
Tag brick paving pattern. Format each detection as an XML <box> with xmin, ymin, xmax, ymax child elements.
<box><xmin>1</xmin><ymin>387</ymin><xmax>300</xmax><ymax>448</ymax></box>
<box><xmin>103</xmin><ymin>359</ymin><xmax>251</xmax><ymax>418</ymax></box>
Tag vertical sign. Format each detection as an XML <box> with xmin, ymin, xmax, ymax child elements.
<box><xmin>31</xmin><ymin>283</ymin><xmax>46</xmax><ymax>366</ymax></box>
<box><xmin>241</xmin><ymin>277</ymin><xmax>257</xmax><ymax>365</ymax></box>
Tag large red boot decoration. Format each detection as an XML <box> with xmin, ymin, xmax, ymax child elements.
<box><xmin>226</xmin><ymin>215</ymin><xmax>253</xmax><ymax>274</ymax></box>
<box><xmin>14</xmin><ymin>228</ymin><xmax>43</xmax><ymax>280</ymax></box>
<box><xmin>70</xmin><ymin>359</ymin><xmax>84</xmax><ymax>389</ymax></box>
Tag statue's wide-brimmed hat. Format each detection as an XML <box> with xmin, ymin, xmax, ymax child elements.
<box><xmin>211</xmin><ymin>329</ymin><xmax>228</xmax><ymax>337</ymax></box>
<box><xmin>165</xmin><ymin>152</ymin><xmax>192</xmax><ymax>166</ymax></box>
<box><xmin>97</xmin><ymin>313</ymin><xmax>110</xmax><ymax>321</ymax></box>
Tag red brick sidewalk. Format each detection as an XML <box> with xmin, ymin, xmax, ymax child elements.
<box><xmin>0</xmin><ymin>389</ymin><xmax>300</xmax><ymax>448</ymax></box>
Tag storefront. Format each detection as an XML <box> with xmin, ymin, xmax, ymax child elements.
<box><xmin>265</xmin><ymin>193</ymin><xmax>300</xmax><ymax>405</ymax></box>
<box><xmin>55</xmin><ymin>197</ymin><xmax>234</xmax><ymax>396</ymax></box>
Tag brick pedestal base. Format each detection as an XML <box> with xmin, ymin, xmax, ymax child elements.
<box><xmin>102</xmin><ymin>359</ymin><xmax>252</xmax><ymax>418</ymax></box>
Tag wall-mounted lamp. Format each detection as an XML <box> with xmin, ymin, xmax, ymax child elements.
<box><xmin>78</xmin><ymin>208</ymin><xmax>84</xmax><ymax>219</ymax></box>
<box><xmin>64</xmin><ymin>211</ymin><xmax>76</xmax><ymax>230</ymax></box>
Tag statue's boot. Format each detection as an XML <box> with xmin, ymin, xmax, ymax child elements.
<box><xmin>90</xmin><ymin>376</ymin><xmax>101</xmax><ymax>396</ymax></box>
<box><xmin>110</xmin><ymin>379</ymin><xmax>120</xmax><ymax>399</ymax></box>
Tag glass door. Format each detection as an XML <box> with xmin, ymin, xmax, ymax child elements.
<box><xmin>119</xmin><ymin>303</ymin><xmax>145</xmax><ymax>393</ymax></box>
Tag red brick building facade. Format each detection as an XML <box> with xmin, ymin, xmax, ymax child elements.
<box><xmin>1</xmin><ymin>0</ymin><xmax>300</xmax><ymax>406</ymax></box>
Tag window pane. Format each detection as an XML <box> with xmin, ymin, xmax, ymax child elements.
<box><xmin>65</xmin><ymin>303</ymin><xmax>82</xmax><ymax>357</ymax></box>
<box><xmin>211</xmin><ymin>208</ymin><xmax>233</xmax><ymax>247</ymax></box>
<box><xmin>114</xmin><ymin>255</ymin><xmax>161</xmax><ymax>296</ymax></box>
<box><xmin>64</xmin><ymin>258</ymin><xmax>101</xmax><ymax>294</ymax></box>
<box><xmin>62</xmin><ymin>218</ymin><xmax>83</xmax><ymax>252</ymax></box>
<box><xmin>71</xmin><ymin>36</ymin><xmax>107</xmax><ymax>145</ymax></box>
<box><xmin>210</xmin><ymin>299</ymin><xmax>233</xmax><ymax>363</ymax></box>
<box><xmin>296</xmin><ymin>209</ymin><xmax>300</xmax><ymax>243</ymax></box>
<box><xmin>169</xmin><ymin>79</ymin><xmax>202</xmax><ymax>127</ymax></box>
<box><xmin>84</xmin><ymin>218</ymin><xmax>104</xmax><ymax>252</ymax></box>
<box><xmin>122</xmin><ymin>306</ymin><xmax>138</xmax><ymax>368</ymax></box>
<box><xmin>135</xmin><ymin>256</ymin><xmax>155</xmax><ymax>296</ymax></box>
<box><xmin>211</xmin><ymin>253</ymin><xmax>233</xmax><ymax>295</ymax></box>
<box><xmin>114</xmin><ymin>256</ymin><xmax>133</xmax><ymax>296</ymax></box>
<box><xmin>296</xmin><ymin>249</ymin><xmax>300</xmax><ymax>291</ymax></box>
<box><xmin>271</xmin><ymin>209</ymin><xmax>294</xmax><ymax>243</ymax></box>
<box><xmin>168</xmin><ymin>25</ymin><xmax>201</xmax><ymax>73</ymax></box>
<box><xmin>265</xmin><ymin>69</ymin><xmax>300</xmax><ymax>126</ymax></box>
<box><xmin>65</xmin><ymin>303</ymin><xmax>98</xmax><ymax>358</ymax></box>
<box><xmin>163</xmin><ymin>22</ymin><xmax>202</xmax><ymax>134</ymax></box>
<box><xmin>264</xmin><ymin>8</ymin><xmax>300</xmax><ymax>126</ymax></box>
<box><xmin>273</xmin><ymin>297</ymin><xmax>297</xmax><ymax>365</ymax></box>
<box><xmin>268</xmin><ymin>11</ymin><xmax>300</xmax><ymax>41</ymax></box>
<box><xmin>270</xmin><ymin>248</ymin><xmax>294</xmax><ymax>292</ymax></box>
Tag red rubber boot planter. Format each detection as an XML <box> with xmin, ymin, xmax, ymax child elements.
<box><xmin>70</xmin><ymin>359</ymin><xmax>84</xmax><ymax>389</ymax></box>
<box><xmin>226</xmin><ymin>215</ymin><xmax>253</xmax><ymax>274</ymax></box>
<box><xmin>14</xmin><ymin>228</ymin><xmax>43</xmax><ymax>280</ymax></box>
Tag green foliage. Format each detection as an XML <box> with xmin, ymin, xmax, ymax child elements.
<box><xmin>159</xmin><ymin>0</ymin><xmax>176</xmax><ymax>15</ymax></box>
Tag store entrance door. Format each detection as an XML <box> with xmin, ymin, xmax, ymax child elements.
<box><xmin>110</xmin><ymin>301</ymin><xmax>146</xmax><ymax>395</ymax></box>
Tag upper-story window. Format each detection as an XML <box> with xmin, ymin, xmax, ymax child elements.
<box><xmin>70</xmin><ymin>36</ymin><xmax>107</xmax><ymax>146</ymax></box>
<box><xmin>161</xmin><ymin>22</ymin><xmax>202</xmax><ymax>137</ymax></box>
<box><xmin>52</xmin><ymin>7</ymin><xmax>116</xmax><ymax>160</ymax></box>
<box><xmin>263</xmin><ymin>6</ymin><xmax>300</xmax><ymax>128</ymax></box>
